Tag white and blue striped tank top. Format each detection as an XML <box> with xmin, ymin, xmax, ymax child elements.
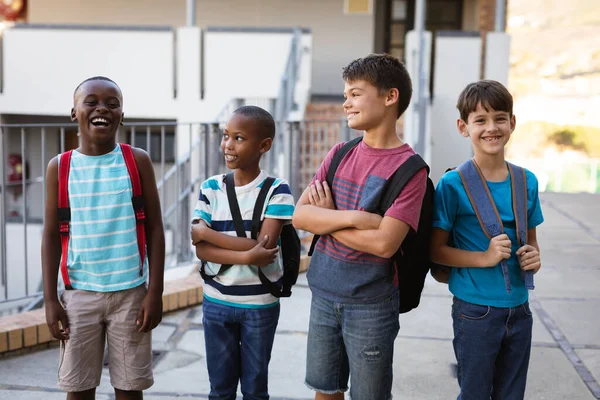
<box><xmin>60</xmin><ymin>145</ymin><xmax>147</xmax><ymax>292</ymax></box>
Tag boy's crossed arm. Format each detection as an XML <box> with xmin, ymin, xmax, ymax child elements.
<box><xmin>192</xmin><ymin>218</ymin><xmax>284</xmax><ymax>267</ymax></box>
<box><xmin>293</xmin><ymin>180</ymin><xmax>407</xmax><ymax>258</ymax></box>
<box><xmin>292</xmin><ymin>181</ymin><xmax>381</xmax><ymax>235</ymax></box>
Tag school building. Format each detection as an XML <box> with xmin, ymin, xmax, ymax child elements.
<box><xmin>0</xmin><ymin>0</ymin><xmax>510</xmax><ymax>308</ymax></box>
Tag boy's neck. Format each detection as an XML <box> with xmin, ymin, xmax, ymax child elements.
<box><xmin>473</xmin><ymin>152</ymin><xmax>508</xmax><ymax>182</ymax></box>
<box><xmin>363</xmin><ymin>120</ymin><xmax>403</xmax><ymax>149</ymax></box>
<box><xmin>233</xmin><ymin>165</ymin><xmax>262</xmax><ymax>187</ymax></box>
<box><xmin>77</xmin><ymin>140</ymin><xmax>117</xmax><ymax>156</ymax></box>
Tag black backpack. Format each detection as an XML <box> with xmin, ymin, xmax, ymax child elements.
<box><xmin>308</xmin><ymin>137</ymin><xmax>435</xmax><ymax>313</ymax></box>
<box><xmin>200</xmin><ymin>173</ymin><xmax>301</xmax><ymax>298</ymax></box>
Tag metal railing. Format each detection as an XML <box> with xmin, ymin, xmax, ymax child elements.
<box><xmin>0</xmin><ymin>118</ymin><xmax>355</xmax><ymax>312</ymax></box>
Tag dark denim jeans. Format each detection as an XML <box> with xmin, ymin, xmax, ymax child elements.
<box><xmin>305</xmin><ymin>291</ymin><xmax>400</xmax><ymax>400</ymax></box>
<box><xmin>452</xmin><ymin>297</ymin><xmax>533</xmax><ymax>400</ymax></box>
<box><xmin>202</xmin><ymin>297</ymin><xmax>280</xmax><ymax>400</ymax></box>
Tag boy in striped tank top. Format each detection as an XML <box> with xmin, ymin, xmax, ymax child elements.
<box><xmin>191</xmin><ymin>106</ymin><xmax>295</xmax><ymax>399</ymax></box>
<box><xmin>42</xmin><ymin>77</ymin><xmax>165</xmax><ymax>399</ymax></box>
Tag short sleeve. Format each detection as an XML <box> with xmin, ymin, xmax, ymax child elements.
<box><xmin>384</xmin><ymin>169</ymin><xmax>428</xmax><ymax>231</ymax></box>
<box><xmin>432</xmin><ymin>171</ymin><xmax>460</xmax><ymax>232</ymax></box>
<box><xmin>191</xmin><ymin>178</ymin><xmax>217</xmax><ymax>226</ymax></box>
<box><xmin>525</xmin><ymin>170</ymin><xmax>544</xmax><ymax>229</ymax></box>
<box><xmin>264</xmin><ymin>179</ymin><xmax>295</xmax><ymax>221</ymax></box>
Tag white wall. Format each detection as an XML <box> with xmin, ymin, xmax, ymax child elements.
<box><xmin>204</xmin><ymin>31</ymin><xmax>290</xmax><ymax>106</ymax></box>
<box><xmin>0</xmin><ymin>26</ymin><xmax>310</xmax><ymax>123</ymax></box>
<box><xmin>429</xmin><ymin>33</ymin><xmax>482</xmax><ymax>183</ymax></box>
<box><xmin>25</xmin><ymin>0</ymin><xmax>374</xmax><ymax>96</ymax></box>
<box><xmin>0</xmin><ymin>27</ymin><xmax>177</xmax><ymax>118</ymax></box>
<box><xmin>484</xmin><ymin>32</ymin><xmax>511</xmax><ymax>86</ymax></box>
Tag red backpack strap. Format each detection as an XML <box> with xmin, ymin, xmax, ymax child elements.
<box><xmin>120</xmin><ymin>144</ymin><xmax>146</xmax><ymax>276</ymax></box>
<box><xmin>58</xmin><ymin>151</ymin><xmax>73</xmax><ymax>290</ymax></box>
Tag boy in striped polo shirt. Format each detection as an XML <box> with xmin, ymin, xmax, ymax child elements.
<box><xmin>42</xmin><ymin>76</ymin><xmax>165</xmax><ymax>399</ymax></box>
<box><xmin>191</xmin><ymin>106</ymin><xmax>295</xmax><ymax>399</ymax></box>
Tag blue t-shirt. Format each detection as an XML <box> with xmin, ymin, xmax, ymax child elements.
<box><xmin>432</xmin><ymin>168</ymin><xmax>544</xmax><ymax>308</ymax></box>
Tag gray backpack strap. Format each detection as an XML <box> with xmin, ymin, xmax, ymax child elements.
<box><xmin>508</xmin><ymin>163</ymin><xmax>534</xmax><ymax>290</ymax></box>
<box><xmin>456</xmin><ymin>159</ymin><xmax>511</xmax><ymax>294</ymax></box>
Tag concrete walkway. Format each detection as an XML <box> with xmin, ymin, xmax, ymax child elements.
<box><xmin>0</xmin><ymin>192</ymin><xmax>599</xmax><ymax>399</ymax></box>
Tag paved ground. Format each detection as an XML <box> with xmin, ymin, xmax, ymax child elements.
<box><xmin>0</xmin><ymin>192</ymin><xmax>599</xmax><ymax>399</ymax></box>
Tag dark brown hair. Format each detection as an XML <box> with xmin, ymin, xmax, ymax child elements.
<box><xmin>456</xmin><ymin>80</ymin><xmax>513</xmax><ymax>122</ymax></box>
<box><xmin>342</xmin><ymin>53</ymin><xmax>413</xmax><ymax>118</ymax></box>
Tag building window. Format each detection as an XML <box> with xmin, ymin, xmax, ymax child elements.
<box><xmin>129</xmin><ymin>128</ymin><xmax>175</xmax><ymax>163</ymax></box>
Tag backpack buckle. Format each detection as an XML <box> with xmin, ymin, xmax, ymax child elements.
<box><xmin>57</xmin><ymin>208</ymin><xmax>71</xmax><ymax>236</ymax></box>
<box><xmin>135</xmin><ymin>210</ymin><xmax>146</xmax><ymax>223</ymax></box>
<box><xmin>131</xmin><ymin>195</ymin><xmax>146</xmax><ymax>223</ymax></box>
<box><xmin>59</xmin><ymin>221</ymin><xmax>70</xmax><ymax>236</ymax></box>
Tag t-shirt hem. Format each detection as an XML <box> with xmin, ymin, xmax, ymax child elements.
<box><xmin>451</xmin><ymin>292</ymin><xmax>529</xmax><ymax>308</ymax></box>
<box><xmin>308</xmin><ymin>285</ymin><xmax>398</xmax><ymax>305</ymax></box>
<box><xmin>203</xmin><ymin>294</ymin><xmax>279</xmax><ymax>309</ymax></box>
<box><xmin>70</xmin><ymin>280</ymin><xmax>146</xmax><ymax>293</ymax></box>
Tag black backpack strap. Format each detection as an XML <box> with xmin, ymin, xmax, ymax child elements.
<box><xmin>251</xmin><ymin>177</ymin><xmax>276</xmax><ymax>240</ymax></box>
<box><xmin>225</xmin><ymin>173</ymin><xmax>247</xmax><ymax>237</ymax></box>
<box><xmin>200</xmin><ymin>173</ymin><xmax>247</xmax><ymax>282</ymax></box>
<box><xmin>251</xmin><ymin>176</ymin><xmax>287</xmax><ymax>298</ymax></box>
<box><xmin>378</xmin><ymin>154</ymin><xmax>429</xmax><ymax>214</ymax></box>
<box><xmin>308</xmin><ymin>136</ymin><xmax>363</xmax><ymax>256</ymax></box>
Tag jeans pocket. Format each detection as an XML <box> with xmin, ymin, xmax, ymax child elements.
<box><xmin>460</xmin><ymin>301</ymin><xmax>491</xmax><ymax>320</ymax></box>
<box><xmin>521</xmin><ymin>302</ymin><xmax>533</xmax><ymax>316</ymax></box>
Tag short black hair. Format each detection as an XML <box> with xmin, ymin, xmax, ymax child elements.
<box><xmin>342</xmin><ymin>54</ymin><xmax>413</xmax><ymax>118</ymax></box>
<box><xmin>74</xmin><ymin>76</ymin><xmax>121</xmax><ymax>98</ymax></box>
<box><xmin>233</xmin><ymin>106</ymin><xmax>276</xmax><ymax>139</ymax></box>
<box><xmin>456</xmin><ymin>80</ymin><xmax>513</xmax><ymax>122</ymax></box>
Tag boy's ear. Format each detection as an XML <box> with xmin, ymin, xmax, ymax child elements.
<box><xmin>510</xmin><ymin>114</ymin><xmax>516</xmax><ymax>132</ymax></box>
<box><xmin>457</xmin><ymin>119</ymin><xmax>469</xmax><ymax>137</ymax></box>
<box><xmin>260</xmin><ymin>137</ymin><xmax>273</xmax><ymax>154</ymax></box>
<box><xmin>70</xmin><ymin>107</ymin><xmax>77</xmax><ymax>122</ymax></box>
<box><xmin>385</xmin><ymin>88</ymin><xmax>399</xmax><ymax>107</ymax></box>
<box><xmin>120</xmin><ymin>113</ymin><xmax>125</xmax><ymax>126</ymax></box>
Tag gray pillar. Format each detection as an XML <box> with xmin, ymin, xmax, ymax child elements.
<box><xmin>187</xmin><ymin>0</ymin><xmax>196</xmax><ymax>27</ymax></box>
<box><xmin>494</xmin><ymin>0</ymin><xmax>506</xmax><ymax>32</ymax></box>
<box><xmin>414</xmin><ymin>0</ymin><xmax>427</xmax><ymax>156</ymax></box>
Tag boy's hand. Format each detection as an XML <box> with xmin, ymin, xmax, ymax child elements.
<box><xmin>245</xmin><ymin>235</ymin><xmax>279</xmax><ymax>267</ymax></box>
<box><xmin>308</xmin><ymin>180</ymin><xmax>335</xmax><ymax>210</ymax></box>
<box><xmin>45</xmin><ymin>299</ymin><xmax>70</xmax><ymax>341</ymax></box>
<box><xmin>481</xmin><ymin>234</ymin><xmax>511</xmax><ymax>267</ymax></box>
<box><xmin>517</xmin><ymin>245</ymin><xmax>541</xmax><ymax>274</ymax></box>
<box><xmin>137</xmin><ymin>290</ymin><xmax>163</xmax><ymax>333</ymax></box>
<box><xmin>191</xmin><ymin>220</ymin><xmax>208</xmax><ymax>245</ymax></box>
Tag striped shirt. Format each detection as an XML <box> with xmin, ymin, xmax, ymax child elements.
<box><xmin>192</xmin><ymin>171</ymin><xmax>295</xmax><ymax>308</ymax></box>
<box><xmin>59</xmin><ymin>145</ymin><xmax>147</xmax><ymax>292</ymax></box>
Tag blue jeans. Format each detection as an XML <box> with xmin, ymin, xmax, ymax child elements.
<box><xmin>452</xmin><ymin>297</ymin><xmax>533</xmax><ymax>400</ymax></box>
<box><xmin>202</xmin><ymin>297</ymin><xmax>280</xmax><ymax>400</ymax></box>
<box><xmin>305</xmin><ymin>291</ymin><xmax>400</xmax><ymax>400</ymax></box>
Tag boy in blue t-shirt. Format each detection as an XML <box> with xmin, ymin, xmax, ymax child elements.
<box><xmin>431</xmin><ymin>80</ymin><xmax>544</xmax><ymax>399</ymax></box>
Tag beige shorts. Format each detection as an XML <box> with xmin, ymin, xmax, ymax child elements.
<box><xmin>58</xmin><ymin>284</ymin><xmax>154</xmax><ymax>392</ymax></box>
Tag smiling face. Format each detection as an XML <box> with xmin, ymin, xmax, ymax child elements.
<box><xmin>458</xmin><ymin>103</ymin><xmax>516</xmax><ymax>157</ymax></box>
<box><xmin>71</xmin><ymin>79</ymin><xmax>123</xmax><ymax>146</ymax></box>
<box><xmin>343</xmin><ymin>79</ymin><xmax>397</xmax><ymax>131</ymax></box>
<box><xmin>220</xmin><ymin>113</ymin><xmax>272</xmax><ymax>171</ymax></box>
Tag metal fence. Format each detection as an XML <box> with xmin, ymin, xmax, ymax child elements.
<box><xmin>0</xmin><ymin>118</ymin><xmax>354</xmax><ymax>312</ymax></box>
